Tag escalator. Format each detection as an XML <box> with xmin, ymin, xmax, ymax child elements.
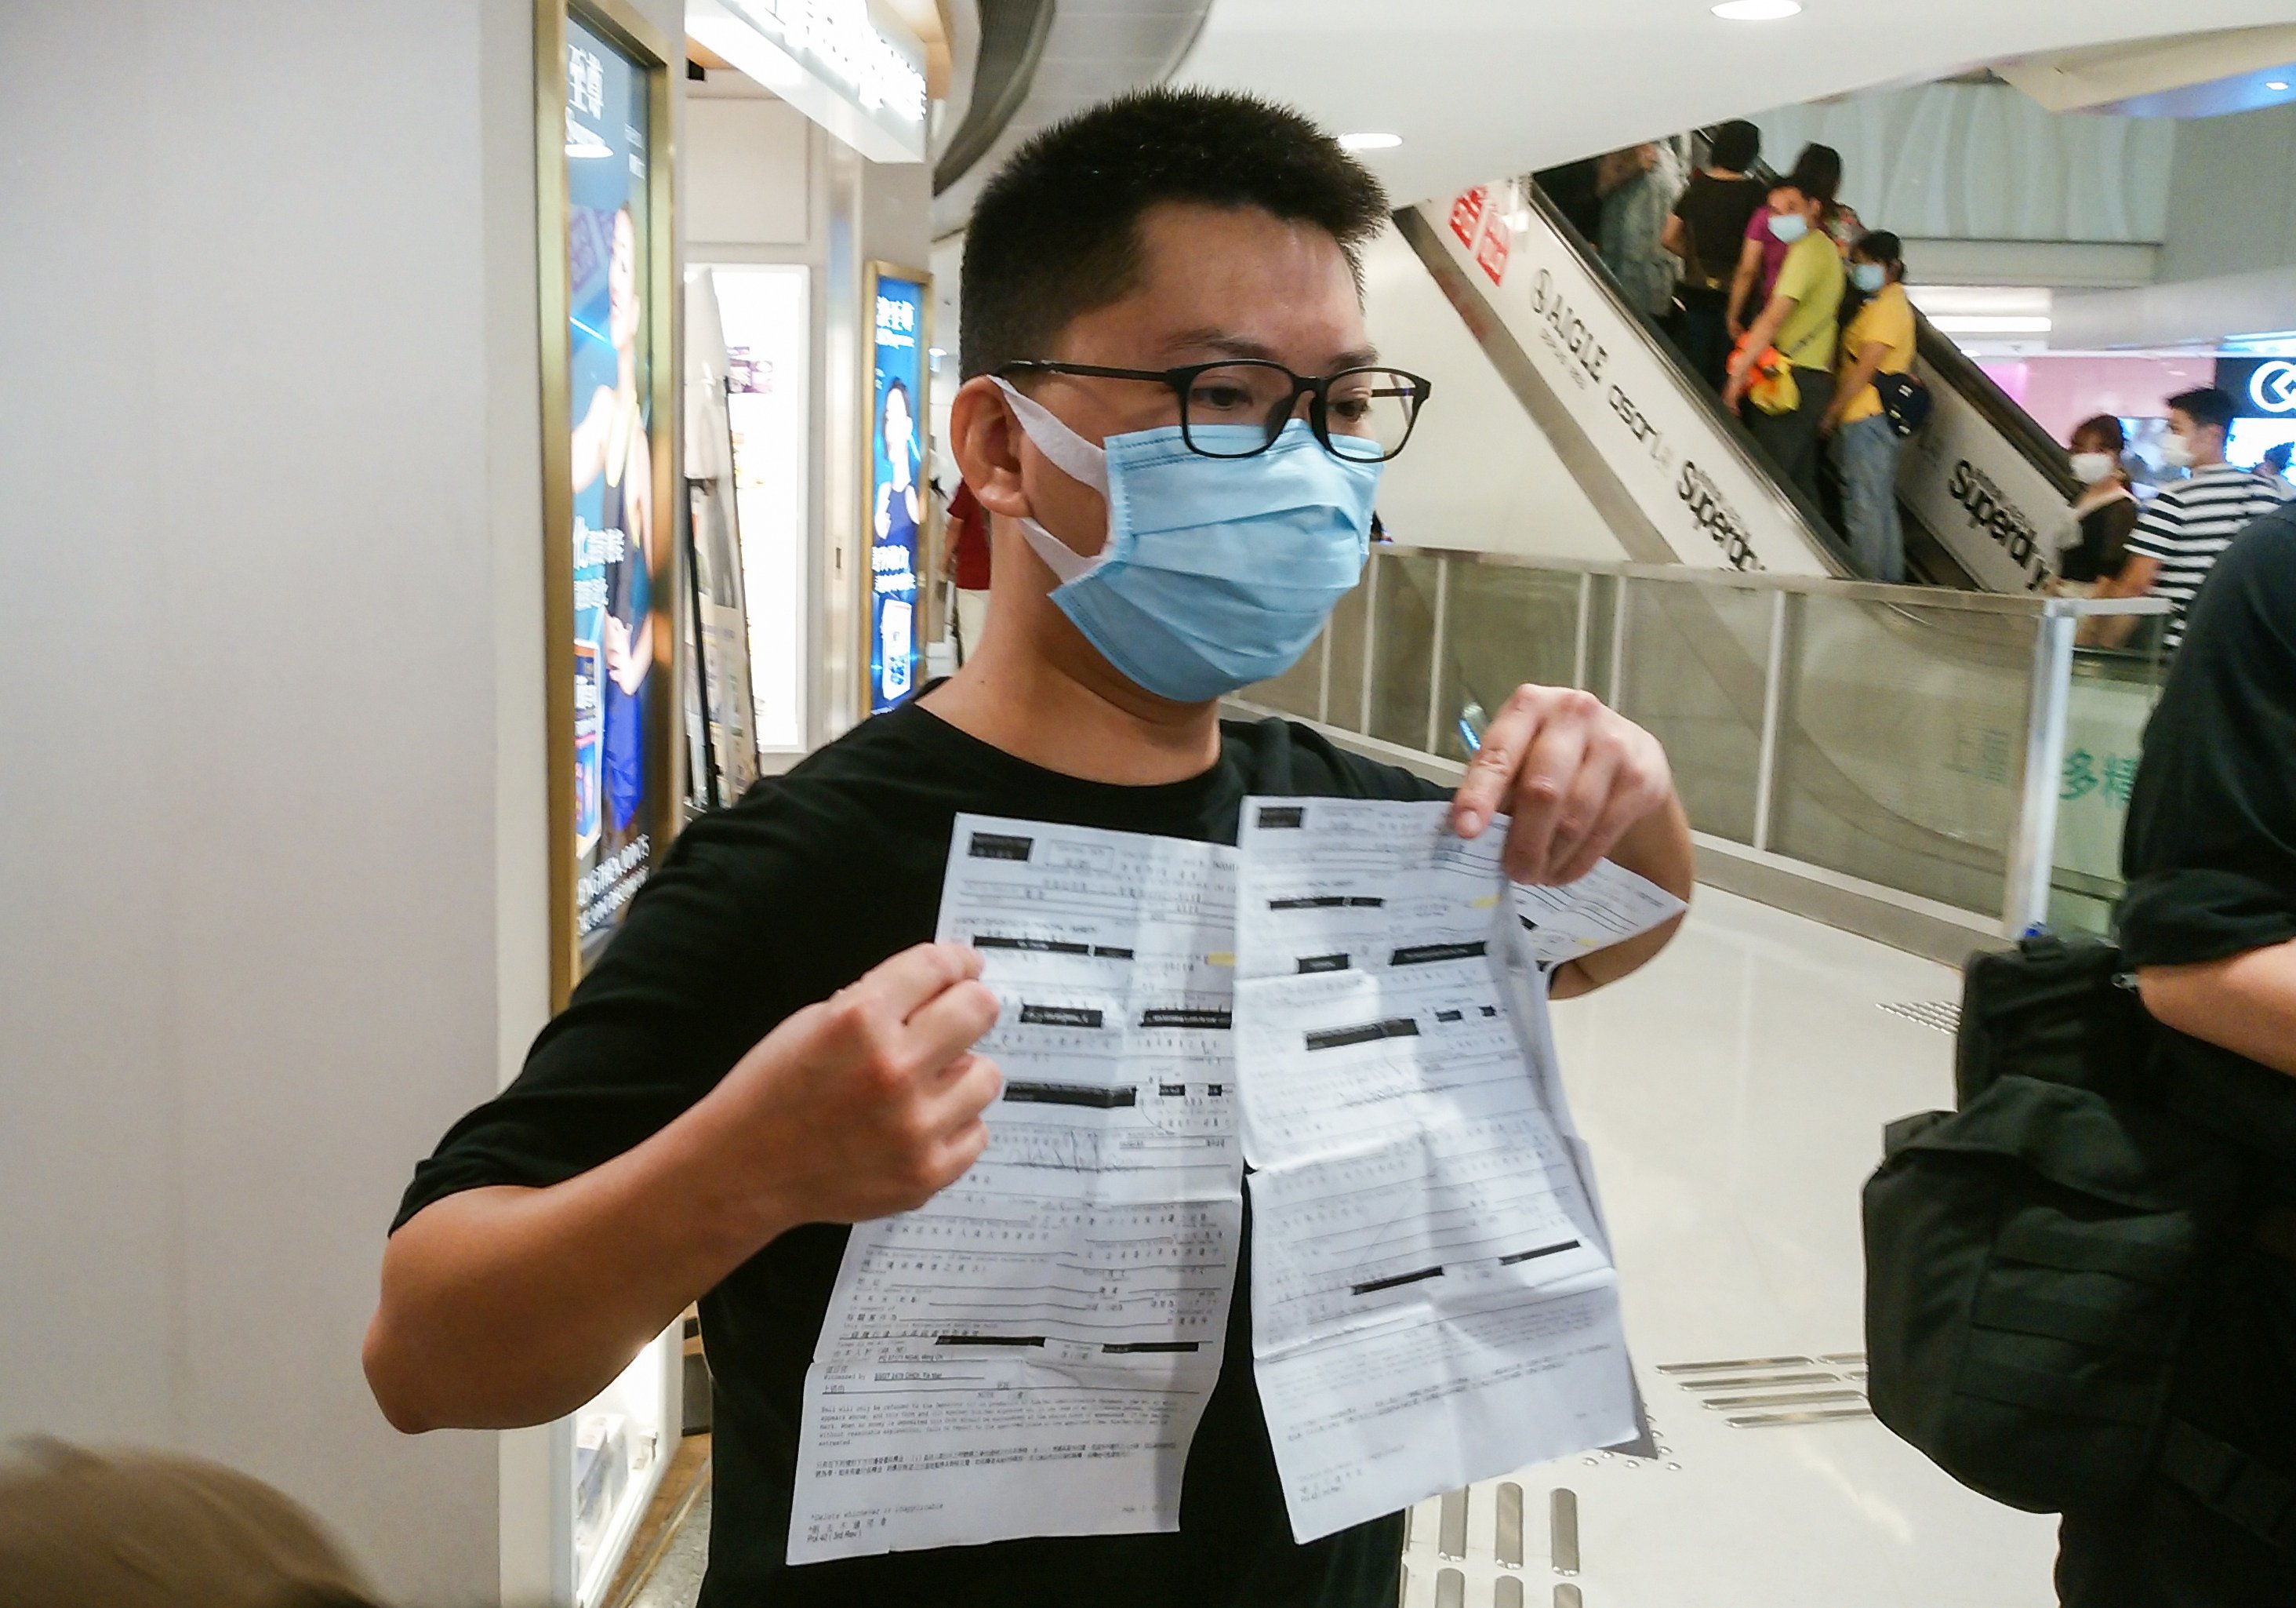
<box><xmin>1392</xmin><ymin>174</ymin><xmax>2077</xmax><ymax>591</ymax></box>
<box><xmin>1345</xmin><ymin>180</ymin><xmax>2156</xmax><ymax>943</ymax></box>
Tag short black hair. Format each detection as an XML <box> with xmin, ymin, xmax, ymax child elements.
<box><xmin>1786</xmin><ymin>142</ymin><xmax>1842</xmax><ymax>204</ymax></box>
<box><xmin>1709</xmin><ymin>120</ymin><xmax>1760</xmax><ymax>173</ymax></box>
<box><xmin>2167</xmin><ymin>386</ymin><xmax>2236</xmax><ymax>435</ymax></box>
<box><xmin>1855</xmin><ymin>229</ymin><xmax>1903</xmax><ymax>271</ymax></box>
<box><xmin>960</xmin><ymin>88</ymin><xmax>1389</xmax><ymax>378</ymax></box>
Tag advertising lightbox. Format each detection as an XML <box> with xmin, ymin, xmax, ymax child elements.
<box><xmin>863</xmin><ymin>264</ymin><xmax>930</xmax><ymax>716</ymax></box>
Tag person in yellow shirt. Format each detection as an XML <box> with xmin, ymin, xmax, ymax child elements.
<box><xmin>1822</xmin><ymin>231</ymin><xmax>1916</xmax><ymax>582</ymax></box>
<box><xmin>1723</xmin><ymin>187</ymin><xmax>1844</xmax><ymax>503</ymax></box>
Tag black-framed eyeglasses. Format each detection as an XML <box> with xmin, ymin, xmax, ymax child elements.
<box><xmin>997</xmin><ymin>358</ymin><xmax>1433</xmax><ymax>463</ymax></box>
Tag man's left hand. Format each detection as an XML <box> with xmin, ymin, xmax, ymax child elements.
<box><xmin>1451</xmin><ymin>684</ymin><xmax>1676</xmax><ymax>886</ymax></box>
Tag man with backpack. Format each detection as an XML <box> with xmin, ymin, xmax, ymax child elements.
<box><xmin>1864</xmin><ymin>500</ymin><xmax>2296</xmax><ymax>1606</ymax></box>
<box><xmin>2053</xmin><ymin>501</ymin><xmax>2296</xmax><ymax>1602</ymax></box>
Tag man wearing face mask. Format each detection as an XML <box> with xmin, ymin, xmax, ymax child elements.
<box><xmin>2092</xmin><ymin>387</ymin><xmax>2290</xmax><ymax>652</ymax></box>
<box><xmin>364</xmin><ymin>89</ymin><xmax>1692</xmax><ymax>1608</ymax></box>
<box><xmin>1723</xmin><ymin>184</ymin><xmax>1845</xmax><ymax>504</ymax></box>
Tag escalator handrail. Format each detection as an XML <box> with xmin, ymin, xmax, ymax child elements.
<box><xmin>1912</xmin><ymin>318</ymin><xmax>2081</xmax><ymax>500</ymax></box>
<box><xmin>1519</xmin><ymin>180</ymin><xmax>1855</xmax><ymax>577</ymax></box>
<box><xmin>1382</xmin><ymin>539</ymin><xmax>2171</xmax><ymax>620</ymax></box>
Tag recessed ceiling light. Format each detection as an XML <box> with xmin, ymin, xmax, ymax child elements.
<box><xmin>1713</xmin><ymin>0</ymin><xmax>1802</xmax><ymax>18</ymax></box>
<box><xmin>2269</xmin><ymin>79</ymin><xmax>2292</xmax><ymax>91</ymax></box>
<box><xmin>1338</xmin><ymin>132</ymin><xmax>1403</xmax><ymax>151</ymax></box>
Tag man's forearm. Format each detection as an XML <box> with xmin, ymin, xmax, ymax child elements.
<box><xmin>364</xmin><ymin>1095</ymin><xmax>785</xmax><ymax>1432</ymax></box>
<box><xmin>2140</xmin><ymin>940</ymin><xmax>2296</xmax><ymax>1079</ymax></box>
<box><xmin>1552</xmin><ymin>794</ymin><xmax>1692</xmax><ymax>999</ymax></box>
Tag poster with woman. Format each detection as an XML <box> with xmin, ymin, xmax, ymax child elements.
<box><xmin>564</xmin><ymin>13</ymin><xmax>666</xmax><ymax>957</ymax></box>
<box><xmin>865</xmin><ymin>267</ymin><xmax>930</xmax><ymax>716</ymax></box>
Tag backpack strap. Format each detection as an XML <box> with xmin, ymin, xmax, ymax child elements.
<box><xmin>2157</xmin><ymin>1417</ymin><xmax>2296</xmax><ymax>1549</ymax></box>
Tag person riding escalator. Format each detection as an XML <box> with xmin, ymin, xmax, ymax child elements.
<box><xmin>1720</xmin><ymin>184</ymin><xmax>1845</xmax><ymax>507</ymax></box>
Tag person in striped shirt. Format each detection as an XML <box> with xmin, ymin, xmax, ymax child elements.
<box><xmin>2094</xmin><ymin>387</ymin><xmax>2291</xmax><ymax>652</ymax></box>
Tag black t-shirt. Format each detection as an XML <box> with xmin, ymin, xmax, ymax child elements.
<box><xmin>1669</xmin><ymin>171</ymin><xmax>1767</xmax><ymax>296</ymax></box>
<box><xmin>2061</xmin><ymin>495</ymin><xmax>2139</xmax><ymax>585</ymax></box>
<box><xmin>394</xmin><ymin>700</ymin><xmax>1448</xmax><ymax>1607</ymax></box>
<box><xmin>2115</xmin><ymin>504</ymin><xmax>2296</xmax><ymax>1476</ymax></box>
<box><xmin>2120</xmin><ymin>501</ymin><xmax>2296</xmax><ymax>969</ymax></box>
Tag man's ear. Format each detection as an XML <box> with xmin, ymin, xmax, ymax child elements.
<box><xmin>950</xmin><ymin>377</ymin><xmax>1031</xmax><ymax>519</ymax></box>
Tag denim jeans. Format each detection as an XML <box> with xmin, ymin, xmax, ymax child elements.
<box><xmin>1833</xmin><ymin>411</ymin><xmax>1905</xmax><ymax>583</ymax></box>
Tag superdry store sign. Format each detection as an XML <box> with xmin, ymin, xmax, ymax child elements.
<box><xmin>1430</xmin><ymin>186</ymin><xmax>1827</xmax><ymax>577</ymax></box>
<box><xmin>1896</xmin><ymin>365</ymin><xmax>2058</xmax><ymax>594</ymax></box>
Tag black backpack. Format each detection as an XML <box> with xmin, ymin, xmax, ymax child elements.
<box><xmin>1862</xmin><ymin>933</ymin><xmax>2292</xmax><ymax>1531</ymax></box>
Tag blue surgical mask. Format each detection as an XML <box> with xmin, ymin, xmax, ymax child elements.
<box><xmin>1770</xmin><ymin>211</ymin><xmax>1810</xmax><ymax>245</ymax></box>
<box><xmin>994</xmin><ymin>379</ymin><xmax>1380</xmax><ymax>703</ymax></box>
<box><xmin>1851</xmin><ymin>261</ymin><xmax>1887</xmax><ymax>293</ymax></box>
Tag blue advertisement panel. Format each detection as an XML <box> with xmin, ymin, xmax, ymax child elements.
<box><xmin>866</xmin><ymin>270</ymin><xmax>928</xmax><ymax>715</ymax></box>
<box><xmin>565</xmin><ymin>16</ymin><xmax>660</xmax><ymax>950</ymax></box>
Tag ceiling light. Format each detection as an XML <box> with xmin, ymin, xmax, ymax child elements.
<box><xmin>1338</xmin><ymin>132</ymin><xmax>1403</xmax><ymax>151</ymax></box>
<box><xmin>1713</xmin><ymin>0</ymin><xmax>1802</xmax><ymax>18</ymax></box>
<box><xmin>2269</xmin><ymin>79</ymin><xmax>2292</xmax><ymax>91</ymax></box>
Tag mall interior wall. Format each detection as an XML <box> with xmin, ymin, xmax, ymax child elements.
<box><xmin>2155</xmin><ymin>101</ymin><xmax>2296</xmax><ymax>283</ymax></box>
<box><xmin>0</xmin><ymin>0</ymin><xmax>672</xmax><ymax>1601</ymax></box>
<box><xmin>685</xmin><ymin>74</ymin><xmax>931</xmax><ymax>748</ymax></box>
<box><xmin>1357</xmin><ymin>223</ymin><xmax>1620</xmax><ymax>562</ymax></box>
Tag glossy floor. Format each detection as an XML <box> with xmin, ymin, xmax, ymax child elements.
<box><xmin>1398</xmin><ymin>886</ymin><xmax>2055</xmax><ymax>1607</ymax></box>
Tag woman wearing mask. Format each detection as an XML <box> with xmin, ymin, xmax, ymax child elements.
<box><xmin>1820</xmin><ymin>232</ymin><xmax>1916</xmax><ymax>582</ymax></box>
<box><xmin>2052</xmin><ymin>415</ymin><xmax>2139</xmax><ymax>598</ymax></box>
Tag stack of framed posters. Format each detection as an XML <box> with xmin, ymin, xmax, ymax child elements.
<box><xmin>539</xmin><ymin>0</ymin><xmax>679</xmax><ymax>1001</ymax></box>
<box><xmin>708</xmin><ymin>264</ymin><xmax>810</xmax><ymax>756</ymax></box>
<box><xmin>863</xmin><ymin>264</ymin><xmax>932</xmax><ymax>717</ymax></box>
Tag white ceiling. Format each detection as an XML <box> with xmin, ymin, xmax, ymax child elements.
<box><xmin>1174</xmin><ymin>0</ymin><xmax>2296</xmax><ymax>209</ymax></box>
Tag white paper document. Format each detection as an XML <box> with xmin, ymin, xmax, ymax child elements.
<box><xmin>789</xmin><ymin>816</ymin><xmax>1242</xmax><ymax>1563</ymax></box>
<box><xmin>1234</xmin><ymin>797</ymin><xmax>1684</xmax><ymax>1542</ymax></box>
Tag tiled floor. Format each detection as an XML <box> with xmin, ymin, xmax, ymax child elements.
<box><xmin>619</xmin><ymin>887</ymin><xmax>2056</xmax><ymax>1606</ymax></box>
<box><xmin>1420</xmin><ymin>886</ymin><xmax>2058</xmax><ymax>1606</ymax></box>
<box><xmin>627</xmin><ymin>1485</ymin><xmax>709</xmax><ymax>1608</ymax></box>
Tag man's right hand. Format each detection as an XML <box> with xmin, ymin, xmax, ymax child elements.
<box><xmin>700</xmin><ymin>942</ymin><xmax>1004</xmax><ymax>1229</ymax></box>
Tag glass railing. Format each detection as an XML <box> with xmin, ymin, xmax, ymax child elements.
<box><xmin>1239</xmin><ymin>548</ymin><xmax>2172</xmax><ymax>941</ymax></box>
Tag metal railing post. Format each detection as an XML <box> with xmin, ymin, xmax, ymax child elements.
<box><xmin>1606</xmin><ymin>575</ymin><xmax>1630</xmax><ymax>709</ymax></box>
<box><xmin>1752</xmin><ymin>588</ymin><xmax>1788</xmax><ymax>853</ymax></box>
<box><xmin>1572</xmin><ymin>572</ymin><xmax>1593</xmax><ymax>690</ymax></box>
<box><xmin>2004</xmin><ymin>612</ymin><xmax>2077</xmax><ymax>937</ymax></box>
<box><xmin>1426</xmin><ymin>557</ymin><xmax>1451</xmax><ymax>753</ymax></box>
<box><xmin>1357</xmin><ymin>552</ymin><xmax>1381</xmax><ymax>737</ymax></box>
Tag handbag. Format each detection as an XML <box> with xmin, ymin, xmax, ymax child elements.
<box><xmin>1733</xmin><ymin>333</ymin><xmax>1799</xmax><ymax>416</ymax></box>
<box><xmin>1873</xmin><ymin>370</ymin><xmax>1933</xmax><ymax>438</ymax></box>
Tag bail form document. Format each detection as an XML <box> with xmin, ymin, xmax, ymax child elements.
<box><xmin>789</xmin><ymin>816</ymin><xmax>1243</xmax><ymax>1562</ymax></box>
<box><xmin>1236</xmin><ymin>798</ymin><xmax>1680</xmax><ymax>1541</ymax></box>
<box><xmin>790</xmin><ymin>802</ymin><xmax>1683</xmax><ymax>1561</ymax></box>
